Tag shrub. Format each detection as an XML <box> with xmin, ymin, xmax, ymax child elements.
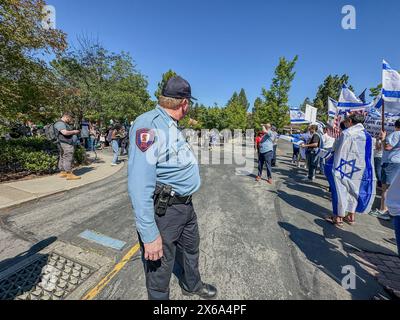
<box><xmin>0</xmin><ymin>137</ymin><xmax>89</xmax><ymax>177</ymax></box>
<box><xmin>0</xmin><ymin>137</ymin><xmax>58</xmax><ymax>175</ymax></box>
<box><xmin>73</xmin><ymin>146</ymin><xmax>86</xmax><ymax>165</ymax></box>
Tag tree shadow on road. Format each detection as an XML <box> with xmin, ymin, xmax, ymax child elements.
<box><xmin>284</xmin><ymin>180</ymin><xmax>331</xmax><ymax>200</ymax></box>
<box><xmin>277</xmin><ymin>189</ymin><xmax>331</xmax><ymax>219</ymax></box>
<box><xmin>279</xmin><ymin>220</ymin><xmax>389</xmax><ymax>300</ymax></box>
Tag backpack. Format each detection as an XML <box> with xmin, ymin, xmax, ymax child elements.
<box><xmin>44</xmin><ymin>121</ymin><xmax>61</xmax><ymax>142</ymax></box>
<box><xmin>106</xmin><ymin>129</ymin><xmax>114</xmax><ymax>143</ymax></box>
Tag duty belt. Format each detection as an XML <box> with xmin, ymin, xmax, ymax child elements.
<box><xmin>170</xmin><ymin>194</ymin><xmax>192</xmax><ymax>205</ymax></box>
<box><xmin>154</xmin><ymin>183</ymin><xmax>193</xmax><ymax>217</ymax></box>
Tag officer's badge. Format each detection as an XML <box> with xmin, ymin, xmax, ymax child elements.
<box><xmin>136</xmin><ymin>129</ymin><xmax>155</xmax><ymax>152</ymax></box>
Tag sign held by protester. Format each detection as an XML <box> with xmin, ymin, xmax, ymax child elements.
<box><xmin>305</xmin><ymin>105</ymin><xmax>317</xmax><ymax>123</ymax></box>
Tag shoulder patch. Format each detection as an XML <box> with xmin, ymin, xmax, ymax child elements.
<box><xmin>136</xmin><ymin>129</ymin><xmax>155</xmax><ymax>152</ymax></box>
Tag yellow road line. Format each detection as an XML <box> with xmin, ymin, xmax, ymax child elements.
<box><xmin>82</xmin><ymin>243</ymin><xmax>141</xmax><ymax>300</ymax></box>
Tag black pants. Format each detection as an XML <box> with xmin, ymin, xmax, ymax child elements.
<box><xmin>139</xmin><ymin>202</ymin><xmax>202</xmax><ymax>300</ymax></box>
<box><xmin>293</xmin><ymin>149</ymin><xmax>300</xmax><ymax>162</ymax></box>
<box><xmin>258</xmin><ymin>151</ymin><xmax>273</xmax><ymax>179</ymax></box>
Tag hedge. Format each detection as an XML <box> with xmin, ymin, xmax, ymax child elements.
<box><xmin>0</xmin><ymin>137</ymin><xmax>86</xmax><ymax>176</ymax></box>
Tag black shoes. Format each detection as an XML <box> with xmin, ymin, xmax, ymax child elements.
<box><xmin>181</xmin><ymin>282</ymin><xmax>218</xmax><ymax>300</ymax></box>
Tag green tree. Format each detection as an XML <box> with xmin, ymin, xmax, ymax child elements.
<box><xmin>203</xmin><ymin>107</ymin><xmax>225</xmax><ymax>130</ymax></box>
<box><xmin>252</xmin><ymin>97</ymin><xmax>264</xmax><ymax>130</ymax></box>
<box><xmin>238</xmin><ymin>88</ymin><xmax>250</xmax><ymax>111</ymax></box>
<box><xmin>225</xmin><ymin>90</ymin><xmax>248</xmax><ymax>130</ymax></box>
<box><xmin>313</xmin><ymin>74</ymin><xmax>353</xmax><ymax>122</ymax></box>
<box><xmin>255</xmin><ymin>56</ymin><xmax>298</xmax><ymax>130</ymax></box>
<box><xmin>370</xmin><ymin>84</ymin><xmax>382</xmax><ymax>98</ymax></box>
<box><xmin>0</xmin><ymin>0</ymin><xmax>67</xmax><ymax>126</ymax></box>
<box><xmin>225</xmin><ymin>99</ymin><xmax>247</xmax><ymax>131</ymax></box>
<box><xmin>227</xmin><ymin>92</ymin><xmax>238</xmax><ymax>106</ymax></box>
<box><xmin>227</xmin><ymin>89</ymin><xmax>250</xmax><ymax>112</ymax></box>
<box><xmin>154</xmin><ymin>69</ymin><xmax>178</xmax><ymax>99</ymax></box>
<box><xmin>51</xmin><ymin>39</ymin><xmax>154</xmax><ymax>125</ymax></box>
<box><xmin>300</xmin><ymin>97</ymin><xmax>312</xmax><ymax>112</ymax></box>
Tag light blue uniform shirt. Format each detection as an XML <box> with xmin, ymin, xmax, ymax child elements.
<box><xmin>383</xmin><ymin>130</ymin><xmax>400</xmax><ymax>164</ymax></box>
<box><xmin>128</xmin><ymin>106</ymin><xmax>201</xmax><ymax>244</ymax></box>
<box><xmin>259</xmin><ymin>131</ymin><xmax>274</xmax><ymax>154</ymax></box>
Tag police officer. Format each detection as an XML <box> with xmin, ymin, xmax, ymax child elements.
<box><xmin>128</xmin><ymin>76</ymin><xmax>217</xmax><ymax>300</ymax></box>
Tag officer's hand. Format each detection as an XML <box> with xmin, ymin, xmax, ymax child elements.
<box><xmin>144</xmin><ymin>236</ymin><xmax>163</xmax><ymax>261</ymax></box>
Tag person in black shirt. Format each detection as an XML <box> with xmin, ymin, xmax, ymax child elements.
<box><xmin>54</xmin><ymin>112</ymin><xmax>81</xmax><ymax>180</ymax></box>
<box><xmin>301</xmin><ymin>125</ymin><xmax>321</xmax><ymax>181</ymax></box>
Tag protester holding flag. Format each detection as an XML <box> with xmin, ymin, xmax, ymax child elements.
<box><xmin>325</xmin><ymin>113</ymin><xmax>376</xmax><ymax>228</ymax></box>
<box><xmin>300</xmin><ymin>125</ymin><xmax>321</xmax><ymax>181</ymax></box>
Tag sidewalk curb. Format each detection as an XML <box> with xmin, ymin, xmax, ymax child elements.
<box><xmin>0</xmin><ymin>160</ymin><xmax>126</xmax><ymax>215</ymax></box>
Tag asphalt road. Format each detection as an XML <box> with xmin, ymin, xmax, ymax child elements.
<box><xmin>0</xmin><ymin>142</ymin><xmax>396</xmax><ymax>300</ymax></box>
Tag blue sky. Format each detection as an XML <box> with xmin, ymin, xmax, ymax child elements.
<box><xmin>48</xmin><ymin>0</ymin><xmax>400</xmax><ymax>108</ymax></box>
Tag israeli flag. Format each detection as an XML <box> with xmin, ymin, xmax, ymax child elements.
<box><xmin>337</xmin><ymin>84</ymin><xmax>370</xmax><ymax>111</ymax></box>
<box><xmin>383</xmin><ymin>60</ymin><xmax>400</xmax><ymax>102</ymax></box>
<box><xmin>328</xmin><ymin>97</ymin><xmax>338</xmax><ymax>118</ymax></box>
<box><xmin>315</xmin><ymin>148</ymin><xmax>333</xmax><ymax>161</ymax></box>
<box><xmin>325</xmin><ymin>124</ymin><xmax>376</xmax><ymax>217</ymax></box>
<box><xmin>382</xmin><ymin>60</ymin><xmax>400</xmax><ymax>115</ymax></box>
<box><xmin>290</xmin><ymin>107</ymin><xmax>308</xmax><ymax>124</ymax></box>
<box><xmin>366</xmin><ymin>93</ymin><xmax>383</xmax><ymax>119</ymax></box>
<box><xmin>279</xmin><ymin>135</ymin><xmax>305</xmax><ymax>146</ymax></box>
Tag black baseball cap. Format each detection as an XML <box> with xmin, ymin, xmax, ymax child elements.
<box><xmin>162</xmin><ymin>76</ymin><xmax>197</xmax><ymax>101</ymax></box>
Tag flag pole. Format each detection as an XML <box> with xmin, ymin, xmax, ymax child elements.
<box><xmin>381</xmin><ymin>99</ymin><xmax>385</xmax><ymax>132</ymax></box>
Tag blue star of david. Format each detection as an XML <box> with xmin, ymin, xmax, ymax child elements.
<box><xmin>335</xmin><ymin>159</ymin><xmax>361</xmax><ymax>180</ymax></box>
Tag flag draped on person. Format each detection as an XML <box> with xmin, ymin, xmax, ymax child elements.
<box><xmin>325</xmin><ymin>123</ymin><xmax>376</xmax><ymax>217</ymax></box>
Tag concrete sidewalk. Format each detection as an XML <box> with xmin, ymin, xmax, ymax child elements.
<box><xmin>0</xmin><ymin>150</ymin><xmax>126</xmax><ymax>211</ymax></box>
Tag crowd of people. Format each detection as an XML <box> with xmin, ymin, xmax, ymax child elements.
<box><xmin>75</xmin><ymin>118</ymin><xmax>130</xmax><ymax>158</ymax></box>
<box><xmin>58</xmin><ymin>116</ymin><xmax>131</xmax><ymax>170</ymax></box>
<box><xmin>2</xmin><ymin>114</ymin><xmax>133</xmax><ymax>179</ymax></box>
<box><xmin>255</xmin><ymin>115</ymin><xmax>400</xmax><ymax>256</ymax></box>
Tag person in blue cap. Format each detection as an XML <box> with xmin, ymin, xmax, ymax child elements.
<box><xmin>128</xmin><ymin>76</ymin><xmax>217</xmax><ymax>300</ymax></box>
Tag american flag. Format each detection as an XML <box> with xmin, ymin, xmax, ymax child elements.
<box><xmin>327</xmin><ymin>109</ymin><xmax>368</xmax><ymax>139</ymax></box>
<box><xmin>327</xmin><ymin>115</ymin><xmax>341</xmax><ymax>139</ymax></box>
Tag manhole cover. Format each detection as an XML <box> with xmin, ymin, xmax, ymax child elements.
<box><xmin>0</xmin><ymin>253</ymin><xmax>93</xmax><ymax>300</ymax></box>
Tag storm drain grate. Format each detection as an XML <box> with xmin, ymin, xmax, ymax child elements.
<box><xmin>0</xmin><ymin>253</ymin><xmax>93</xmax><ymax>300</ymax></box>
